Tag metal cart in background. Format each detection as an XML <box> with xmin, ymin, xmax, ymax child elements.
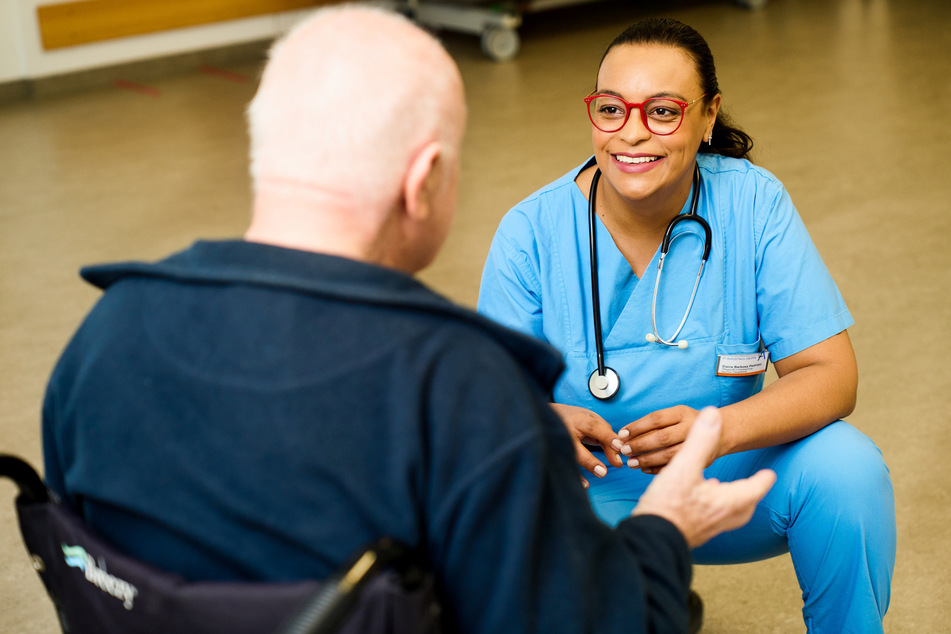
<box><xmin>398</xmin><ymin>0</ymin><xmax>768</xmax><ymax>62</ymax></box>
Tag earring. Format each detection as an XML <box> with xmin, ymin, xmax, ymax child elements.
<box><xmin>707</xmin><ymin>134</ymin><xmax>713</xmax><ymax>145</ymax></box>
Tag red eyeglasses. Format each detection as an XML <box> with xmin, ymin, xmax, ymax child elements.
<box><xmin>584</xmin><ymin>94</ymin><xmax>706</xmax><ymax>135</ymax></box>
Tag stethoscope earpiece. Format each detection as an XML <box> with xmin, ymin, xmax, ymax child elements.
<box><xmin>587</xmin><ymin>162</ymin><xmax>709</xmax><ymax>399</ymax></box>
<box><xmin>646</xmin><ymin>332</ymin><xmax>688</xmax><ymax>348</ymax></box>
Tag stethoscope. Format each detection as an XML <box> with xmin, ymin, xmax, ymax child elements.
<box><xmin>587</xmin><ymin>162</ymin><xmax>712</xmax><ymax>400</ymax></box>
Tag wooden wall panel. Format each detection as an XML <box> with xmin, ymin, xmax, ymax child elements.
<box><xmin>37</xmin><ymin>0</ymin><xmax>329</xmax><ymax>50</ymax></box>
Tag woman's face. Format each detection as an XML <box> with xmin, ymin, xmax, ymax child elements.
<box><xmin>592</xmin><ymin>44</ymin><xmax>719</xmax><ymax>211</ymax></box>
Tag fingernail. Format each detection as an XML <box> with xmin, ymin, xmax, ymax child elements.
<box><xmin>620</xmin><ymin>445</ymin><xmax>632</xmax><ymax>456</ymax></box>
<box><xmin>619</xmin><ymin>429</ymin><xmax>630</xmax><ymax>439</ymax></box>
<box><xmin>627</xmin><ymin>458</ymin><xmax>639</xmax><ymax>468</ymax></box>
<box><xmin>611</xmin><ymin>439</ymin><xmax>622</xmax><ymax>451</ymax></box>
<box><xmin>594</xmin><ymin>465</ymin><xmax>607</xmax><ymax>477</ymax></box>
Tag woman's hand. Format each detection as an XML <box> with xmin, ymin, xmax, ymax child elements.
<box><xmin>619</xmin><ymin>405</ymin><xmax>723</xmax><ymax>475</ymax></box>
<box><xmin>549</xmin><ymin>403</ymin><xmax>624</xmax><ymax>486</ymax></box>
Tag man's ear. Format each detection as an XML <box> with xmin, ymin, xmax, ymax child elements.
<box><xmin>402</xmin><ymin>140</ymin><xmax>442</xmax><ymax>222</ymax></box>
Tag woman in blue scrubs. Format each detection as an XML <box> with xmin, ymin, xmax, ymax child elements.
<box><xmin>478</xmin><ymin>18</ymin><xmax>895</xmax><ymax>633</ymax></box>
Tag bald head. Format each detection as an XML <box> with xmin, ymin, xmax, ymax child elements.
<box><xmin>247</xmin><ymin>5</ymin><xmax>465</xmax><ymax>216</ymax></box>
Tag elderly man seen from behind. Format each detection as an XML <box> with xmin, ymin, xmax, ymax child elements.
<box><xmin>41</xmin><ymin>6</ymin><xmax>774</xmax><ymax>634</ymax></box>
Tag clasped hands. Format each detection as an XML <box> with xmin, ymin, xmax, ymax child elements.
<box><xmin>553</xmin><ymin>402</ymin><xmax>715</xmax><ymax>480</ymax></box>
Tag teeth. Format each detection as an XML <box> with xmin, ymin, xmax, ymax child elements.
<box><xmin>615</xmin><ymin>155</ymin><xmax>659</xmax><ymax>164</ymax></box>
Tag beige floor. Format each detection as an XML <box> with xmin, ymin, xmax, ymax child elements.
<box><xmin>2</xmin><ymin>0</ymin><xmax>950</xmax><ymax>631</ymax></box>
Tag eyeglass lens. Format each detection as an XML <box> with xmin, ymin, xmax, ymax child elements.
<box><xmin>588</xmin><ymin>96</ymin><xmax>686</xmax><ymax>134</ymax></box>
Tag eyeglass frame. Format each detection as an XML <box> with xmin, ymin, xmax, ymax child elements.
<box><xmin>583</xmin><ymin>93</ymin><xmax>708</xmax><ymax>135</ymax></box>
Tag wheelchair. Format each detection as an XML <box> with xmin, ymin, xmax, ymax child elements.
<box><xmin>0</xmin><ymin>454</ymin><xmax>442</xmax><ymax>634</ymax></box>
<box><xmin>3</xmin><ymin>453</ymin><xmax>703</xmax><ymax>633</ymax></box>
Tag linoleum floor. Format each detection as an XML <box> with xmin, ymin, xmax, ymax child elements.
<box><xmin>2</xmin><ymin>0</ymin><xmax>950</xmax><ymax>631</ymax></box>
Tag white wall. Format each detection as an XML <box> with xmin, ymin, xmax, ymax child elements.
<box><xmin>0</xmin><ymin>0</ymin><xmax>29</xmax><ymax>82</ymax></box>
<box><xmin>0</xmin><ymin>1</ymin><xmax>312</xmax><ymax>83</ymax></box>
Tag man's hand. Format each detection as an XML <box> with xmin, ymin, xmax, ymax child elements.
<box><xmin>632</xmin><ymin>407</ymin><xmax>775</xmax><ymax>548</ymax></box>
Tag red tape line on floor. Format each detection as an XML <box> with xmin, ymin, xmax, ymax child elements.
<box><xmin>114</xmin><ymin>78</ymin><xmax>160</xmax><ymax>97</ymax></box>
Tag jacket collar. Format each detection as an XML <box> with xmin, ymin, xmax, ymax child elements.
<box><xmin>81</xmin><ymin>240</ymin><xmax>565</xmax><ymax>388</ymax></box>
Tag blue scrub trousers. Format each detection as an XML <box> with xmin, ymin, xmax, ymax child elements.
<box><xmin>586</xmin><ymin>421</ymin><xmax>895</xmax><ymax>633</ymax></box>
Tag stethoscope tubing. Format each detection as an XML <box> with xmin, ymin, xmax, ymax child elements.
<box><xmin>588</xmin><ymin>168</ymin><xmax>609</xmax><ymax>378</ymax></box>
<box><xmin>586</xmin><ymin>161</ymin><xmax>711</xmax><ymax>399</ymax></box>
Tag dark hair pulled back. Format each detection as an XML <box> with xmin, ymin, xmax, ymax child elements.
<box><xmin>600</xmin><ymin>18</ymin><xmax>754</xmax><ymax>160</ymax></box>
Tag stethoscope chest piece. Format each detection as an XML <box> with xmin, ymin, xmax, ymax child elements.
<box><xmin>588</xmin><ymin>367</ymin><xmax>620</xmax><ymax>400</ymax></box>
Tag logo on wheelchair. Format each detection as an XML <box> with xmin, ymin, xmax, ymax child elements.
<box><xmin>62</xmin><ymin>544</ymin><xmax>139</xmax><ymax>610</ymax></box>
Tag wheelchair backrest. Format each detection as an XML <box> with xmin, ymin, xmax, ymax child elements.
<box><xmin>3</xmin><ymin>455</ymin><xmax>441</xmax><ymax>634</ymax></box>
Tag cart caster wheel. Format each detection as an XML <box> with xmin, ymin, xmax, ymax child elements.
<box><xmin>481</xmin><ymin>26</ymin><xmax>520</xmax><ymax>62</ymax></box>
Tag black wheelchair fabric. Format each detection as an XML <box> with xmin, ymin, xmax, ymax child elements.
<box><xmin>16</xmin><ymin>499</ymin><xmax>441</xmax><ymax>634</ymax></box>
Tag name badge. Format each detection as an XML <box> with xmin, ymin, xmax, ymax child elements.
<box><xmin>716</xmin><ymin>351</ymin><xmax>770</xmax><ymax>377</ymax></box>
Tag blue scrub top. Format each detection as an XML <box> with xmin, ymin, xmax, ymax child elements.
<box><xmin>478</xmin><ymin>154</ymin><xmax>853</xmax><ymax>430</ymax></box>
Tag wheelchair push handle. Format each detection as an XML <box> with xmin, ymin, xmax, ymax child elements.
<box><xmin>0</xmin><ymin>454</ymin><xmax>49</xmax><ymax>505</ymax></box>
